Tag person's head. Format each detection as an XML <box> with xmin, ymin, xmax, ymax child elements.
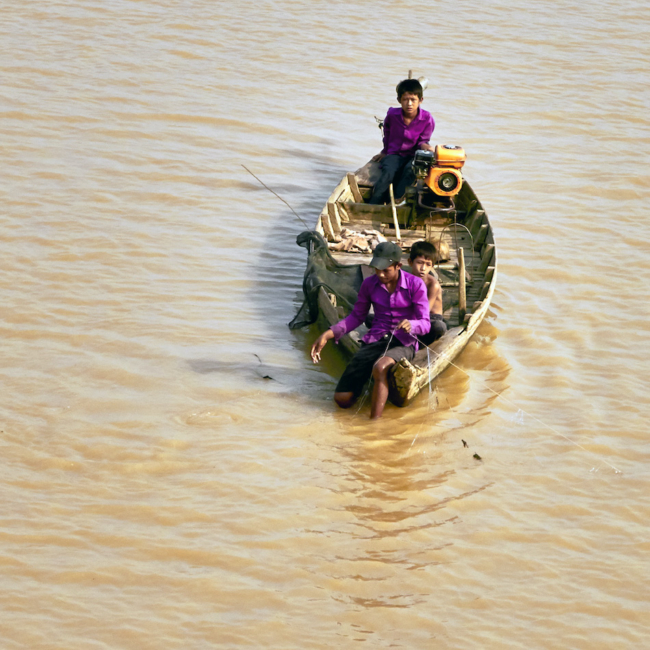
<box><xmin>408</xmin><ymin>240</ymin><xmax>436</xmax><ymax>279</ymax></box>
<box><xmin>396</xmin><ymin>79</ymin><xmax>424</xmax><ymax>119</ymax></box>
<box><xmin>396</xmin><ymin>79</ymin><xmax>424</xmax><ymax>101</ymax></box>
<box><xmin>370</xmin><ymin>241</ymin><xmax>402</xmax><ymax>284</ymax></box>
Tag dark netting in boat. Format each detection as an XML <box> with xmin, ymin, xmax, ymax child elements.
<box><xmin>289</xmin><ymin>231</ymin><xmax>363</xmax><ymax>330</ymax></box>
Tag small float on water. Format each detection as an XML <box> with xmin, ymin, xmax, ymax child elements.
<box><xmin>290</xmin><ymin>98</ymin><xmax>497</xmax><ymax>408</ymax></box>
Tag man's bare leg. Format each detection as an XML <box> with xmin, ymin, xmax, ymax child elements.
<box><xmin>370</xmin><ymin>357</ymin><xmax>397</xmax><ymax>419</ymax></box>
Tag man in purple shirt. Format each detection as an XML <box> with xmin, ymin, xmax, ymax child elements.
<box><xmin>369</xmin><ymin>78</ymin><xmax>435</xmax><ymax>205</ymax></box>
<box><xmin>311</xmin><ymin>242</ymin><xmax>430</xmax><ymax>419</ymax></box>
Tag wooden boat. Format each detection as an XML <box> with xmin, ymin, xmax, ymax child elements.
<box><xmin>292</xmin><ymin>149</ymin><xmax>497</xmax><ymax>408</ymax></box>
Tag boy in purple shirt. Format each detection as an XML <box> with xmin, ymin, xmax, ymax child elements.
<box><xmin>311</xmin><ymin>242</ymin><xmax>430</xmax><ymax>419</ymax></box>
<box><xmin>369</xmin><ymin>78</ymin><xmax>435</xmax><ymax>205</ymax></box>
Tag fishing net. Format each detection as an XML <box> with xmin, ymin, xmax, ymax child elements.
<box><xmin>288</xmin><ymin>231</ymin><xmax>363</xmax><ymax>330</ymax></box>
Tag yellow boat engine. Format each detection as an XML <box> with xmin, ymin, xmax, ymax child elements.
<box><xmin>412</xmin><ymin>145</ymin><xmax>466</xmax><ymax>197</ymax></box>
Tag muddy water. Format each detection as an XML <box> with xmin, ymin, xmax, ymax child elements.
<box><xmin>1</xmin><ymin>1</ymin><xmax>649</xmax><ymax>648</ymax></box>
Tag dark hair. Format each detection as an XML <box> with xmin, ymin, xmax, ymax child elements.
<box><xmin>396</xmin><ymin>78</ymin><xmax>424</xmax><ymax>100</ymax></box>
<box><xmin>409</xmin><ymin>240</ymin><xmax>436</xmax><ymax>262</ymax></box>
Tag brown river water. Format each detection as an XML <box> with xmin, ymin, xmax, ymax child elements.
<box><xmin>1</xmin><ymin>1</ymin><xmax>649</xmax><ymax>648</ymax></box>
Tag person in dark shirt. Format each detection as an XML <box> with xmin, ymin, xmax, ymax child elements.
<box><xmin>311</xmin><ymin>242</ymin><xmax>430</xmax><ymax>419</ymax></box>
<box><xmin>369</xmin><ymin>78</ymin><xmax>435</xmax><ymax>205</ymax></box>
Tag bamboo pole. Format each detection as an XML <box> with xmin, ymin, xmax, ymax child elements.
<box><xmin>458</xmin><ymin>246</ymin><xmax>467</xmax><ymax>324</ymax></box>
<box><xmin>388</xmin><ymin>183</ymin><xmax>401</xmax><ymax>242</ymax></box>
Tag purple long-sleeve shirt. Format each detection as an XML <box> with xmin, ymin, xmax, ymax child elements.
<box><xmin>330</xmin><ymin>271</ymin><xmax>431</xmax><ymax>349</ymax></box>
<box><xmin>382</xmin><ymin>106</ymin><xmax>435</xmax><ymax>157</ymax></box>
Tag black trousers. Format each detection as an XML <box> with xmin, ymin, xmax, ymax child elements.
<box><xmin>335</xmin><ymin>336</ymin><xmax>416</xmax><ymax>396</ymax></box>
<box><xmin>368</xmin><ymin>155</ymin><xmax>415</xmax><ymax>204</ymax></box>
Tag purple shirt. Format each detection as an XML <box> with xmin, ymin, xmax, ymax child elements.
<box><xmin>382</xmin><ymin>106</ymin><xmax>435</xmax><ymax>157</ymax></box>
<box><xmin>330</xmin><ymin>271</ymin><xmax>431</xmax><ymax>348</ymax></box>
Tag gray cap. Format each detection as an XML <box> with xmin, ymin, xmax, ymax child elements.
<box><xmin>369</xmin><ymin>241</ymin><xmax>402</xmax><ymax>270</ymax></box>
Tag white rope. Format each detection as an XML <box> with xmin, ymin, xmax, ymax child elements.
<box><xmin>407</xmin><ymin>344</ymin><xmax>434</xmax><ymax>454</ymax></box>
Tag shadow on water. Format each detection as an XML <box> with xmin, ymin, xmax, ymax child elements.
<box><xmin>247</xmin><ymin>138</ymin><xmax>348</xmax><ymax>319</ymax></box>
<box><xmin>184</xmin><ymin>138</ymin><xmax>348</xmax><ymax>396</ymax></box>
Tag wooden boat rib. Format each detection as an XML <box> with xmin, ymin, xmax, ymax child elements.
<box><xmin>307</xmin><ymin>157</ymin><xmax>497</xmax><ymax>408</ymax></box>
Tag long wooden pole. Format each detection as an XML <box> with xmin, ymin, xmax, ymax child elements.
<box><xmin>458</xmin><ymin>246</ymin><xmax>467</xmax><ymax>324</ymax></box>
<box><xmin>388</xmin><ymin>183</ymin><xmax>401</xmax><ymax>242</ymax></box>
